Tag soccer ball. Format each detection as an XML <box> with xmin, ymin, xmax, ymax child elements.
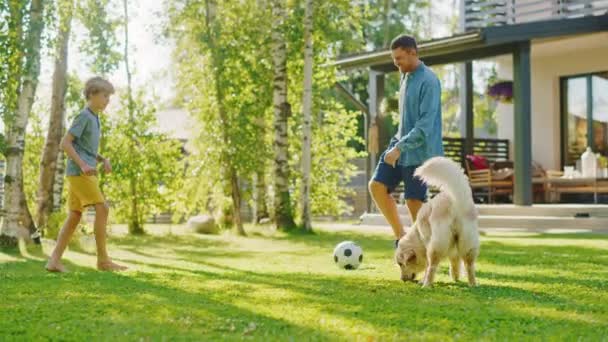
<box><xmin>333</xmin><ymin>241</ymin><xmax>363</xmax><ymax>270</ymax></box>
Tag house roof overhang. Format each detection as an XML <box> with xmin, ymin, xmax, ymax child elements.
<box><xmin>332</xmin><ymin>14</ymin><xmax>608</xmax><ymax>72</ymax></box>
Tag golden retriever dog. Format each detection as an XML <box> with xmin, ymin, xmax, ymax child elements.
<box><xmin>395</xmin><ymin>157</ymin><xmax>479</xmax><ymax>287</ymax></box>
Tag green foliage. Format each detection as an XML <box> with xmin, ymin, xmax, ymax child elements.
<box><xmin>475</xmin><ymin>66</ymin><xmax>499</xmax><ymax>136</ymax></box>
<box><xmin>167</xmin><ymin>0</ymin><xmax>273</xmax><ymax>221</ymax></box>
<box><xmin>361</xmin><ymin>0</ymin><xmax>429</xmax><ymax>49</ymax></box>
<box><xmin>474</xmin><ymin>94</ymin><xmax>498</xmax><ymax>136</ymax></box>
<box><xmin>307</xmin><ymin>102</ymin><xmax>364</xmax><ymax>216</ymax></box>
<box><xmin>45</xmin><ymin>210</ymin><xmax>87</xmax><ymax>248</ymax></box>
<box><xmin>44</xmin><ymin>210</ymin><xmax>66</xmax><ymax>240</ymax></box>
<box><xmin>284</xmin><ymin>1</ymin><xmax>366</xmax><ymax>218</ymax></box>
<box><xmin>76</xmin><ymin>0</ymin><xmax>122</xmax><ymax>75</ymax></box>
<box><xmin>103</xmin><ymin>92</ymin><xmax>184</xmax><ymax>234</ymax></box>
<box><xmin>0</xmin><ymin>132</ymin><xmax>5</xmax><ymax>155</ymax></box>
<box><xmin>437</xmin><ymin>65</ymin><xmax>462</xmax><ymax>138</ymax></box>
<box><xmin>64</xmin><ymin>73</ymin><xmax>85</xmax><ymax>118</ymax></box>
<box><xmin>22</xmin><ymin>108</ymin><xmax>44</xmax><ymax>214</ymax></box>
<box><xmin>0</xmin><ymin>0</ymin><xmax>28</xmax><ymax>128</ymax></box>
<box><xmin>167</xmin><ymin>0</ymin><xmax>367</xmax><ymax>221</ymax></box>
<box><xmin>40</xmin><ymin>0</ymin><xmax>58</xmax><ymax>52</ymax></box>
<box><xmin>336</xmin><ymin>0</ymin><xmax>431</xmax><ymax>153</ymax></box>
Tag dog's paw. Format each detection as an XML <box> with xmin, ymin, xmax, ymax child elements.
<box><xmin>468</xmin><ymin>280</ymin><xmax>478</xmax><ymax>287</ymax></box>
<box><xmin>421</xmin><ymin>282</ymin><xmax>433</xmax><ymax>288</ymax></box>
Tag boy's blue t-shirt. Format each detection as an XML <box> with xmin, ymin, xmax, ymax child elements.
<box><xmin>65</xmin><ymin>108</ymin><xmax>101</xmax><ymax>176</ymax></box>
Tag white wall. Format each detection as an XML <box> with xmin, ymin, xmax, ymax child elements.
<box><xmin>494</xmin><ymin>32</ymin><xmax>608</xmax><ymax>171</ymax></box>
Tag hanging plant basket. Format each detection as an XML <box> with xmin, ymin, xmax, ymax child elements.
<box><xmin>487</xmin><ymin>80</ymin><xmax>513</xmax><ymax>103</ymax></box>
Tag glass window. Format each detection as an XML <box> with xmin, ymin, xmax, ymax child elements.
<box><xmin>564</xmin><ymin>77</ymin><xmax>588</xmax><ymax>166</ymax></box>
<box><xmin>562</xmin><ymin>72</ymin><xmax>608</xmax><ymax>167</ymax></box>
<box><xmin>592</xmin><ymin>73</ymin><xmax>608</xmax><ymax>156</ymax></box>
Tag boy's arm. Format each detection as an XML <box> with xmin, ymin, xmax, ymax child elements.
<box><xmin>61</xmin><ymin>133</ymin><xmax>96</xmax><ymax>175</ymax></box>
<box><xmin>97</xmin><ymin>153</ymin><xmax>112</xmax><ymax>174</ymax></box>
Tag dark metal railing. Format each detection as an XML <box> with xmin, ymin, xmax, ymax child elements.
<box><xmin>463</xmin><ymin>0</ymin><xmax>608</xmax><ymax>31</ymax></box>
<box><xmin>443</xmin><ymin>137</ymin><xmax>510</xmax><ymax>168</ymax></box>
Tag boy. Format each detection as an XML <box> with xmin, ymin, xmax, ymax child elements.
<box><xmin>45</xmin><ymin>77</ymin><xmax>127</xmax><ymax>272</ymax></box>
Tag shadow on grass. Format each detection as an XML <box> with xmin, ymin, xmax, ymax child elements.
<box><xmin>271</xmin><ymin>228</ymin><xmax>394</xmax><ymax>253</ymax></box>
<box><xmin>108</xmin><ymin>248</ymin><xmax>608</xmax><ymax>338</ymax></box>
<box><xmin>134</xmin><ymin>259</ymin><xmax>608</xmax><ymax>337</ymax></box>
<box><xmin>112</xmin><ymin>233</ymin><xmax>232</xmax><ymax>250</ymax></box>
<box><xmin>480</xmin><ymin>241</ymin><xmax>608</xmax><ymax>268</ymax></box>
<box><xmin>0</xmin><ymin>256</ymin><xmax>334</xmax><ymax>340</ymax></box>
<box><xmin>487</xmin><ymin>232</ymin><xmax>608</xmax><ymax>240</ymax></box>
<box><xmin>72</xmin><ymin>233</ymin><xmax>247</xmax><ymax>260</ymax></box>
<box><xmin>3</xmin><ymin>230</ymin><xmax>608</xmax><ymax>340</ymax></box>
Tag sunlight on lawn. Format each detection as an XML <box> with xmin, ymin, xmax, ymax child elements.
<box><xmin>1</xmin><ymin>224</ymin><xmax>607</xmax><ymax>340</ymax></box>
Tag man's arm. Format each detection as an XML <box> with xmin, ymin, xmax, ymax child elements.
<box><xmin>395</xmin><ymin>78</ymin><xmax>441</xmax><ymax>153</ymax></box>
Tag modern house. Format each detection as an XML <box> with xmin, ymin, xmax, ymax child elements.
<box><xmin>335</xmin><ymin>1</ymin><xmax>608</xmax><ymax>228</ymax></box>
<box><xmin>335</xmin><ymin>0</ymin><xmax>608</xmax><ymax>207</ymax></box>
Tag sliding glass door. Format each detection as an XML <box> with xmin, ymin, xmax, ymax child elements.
<box><xmin>561</xmin><ymin>71</ymin><xmax>608</xmax><ymax>167</ymax></box>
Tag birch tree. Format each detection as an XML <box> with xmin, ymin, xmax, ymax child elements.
<box><xmin>36</xmin><ymin>0</ymin><xmax>74</xmax><ymax>232</ymax></box>
<box><xmin>300</xmin><ymin>0</ymin><xmax>314</xmax><ymax>231</ymax></box>
<box><xmin>1</xmin><ymin>0</ymin><xmax>46</xmax><ymax>245</ymax></box>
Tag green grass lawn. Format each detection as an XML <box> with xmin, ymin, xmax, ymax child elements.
<box><xmin>1</xmin><ymin>223</ymin><xmax>607</xmax><ymax>341</ymax></box>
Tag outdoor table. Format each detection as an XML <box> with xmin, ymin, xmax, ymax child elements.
<box><xmin>542</xmin><ymin>177</ymin><xmax>608</xmax><ymax>204</ymax></box>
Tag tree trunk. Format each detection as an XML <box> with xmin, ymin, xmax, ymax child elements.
<box><xmin>128</xmin><ymin>178</ymin><xmax>144</xmax><ymax>234</ymax></box>
<box><xmin>122</xmin><ymin>0</ymin><xmax>134</xmax><ymax>119</ymax></box>
<box><xmin>300</xmin><ymin>0</ymin><xmax>314</xmax><ymax>231</ymax></box>
<box><xmin>229</xmin><ymin>170</ymin><xmax>245</xmax><ymax>235</ymax></box>
<box><xmin>250</xmin><ymin>0</ymin><xmax>269</xmax><ymax>225</ymax></box>
<box><xmin>427</xmin><ymin>2</ymin><xmax>432</xmax><ymax>38</ymax></box>
<box><xmin>1</xmin><ymin>0</ymin><xmax>46</xmax><ymax>245</ymax></box>
<box><xmin>52</xmin><ymin>151</ymin><xmax>66</xmax><ymax>211</ymax></box>
<box><xmin>122</xmin><ymin>0</ymin><xmax>144</xmax><ymax>235</ymax></box>
<box><xmin>252</xmin><ymin>170</ymin><xmax>269</xmax><ymax>223</ymax></box>
<box><xmin>382</xmin><ymin>0</ymin><xmax>391</xmax><ymax>47</ymax></box>
<box><xmin>37</xmin><ymin>0</ymin><xmax>74</xmax><ymax>232</ymax></box>
<box><xmin>271</xmin><ymin>0</ymin><xmax>295</xmax><ymax>230</ymax></box>
<box><xmin>205</xmin><ymin>0</ymin><xmax>246</xmax><ymax>236</ymax></box>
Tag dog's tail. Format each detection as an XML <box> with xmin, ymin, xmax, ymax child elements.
<box><xmin>414</xmin><ymin>156</ymin><xmax>476</xmax><ymax>215</ymax></box>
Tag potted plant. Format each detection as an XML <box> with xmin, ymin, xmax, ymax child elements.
<box><xmin>487</xmin><ymin>80</ymin><xmax>513</xmax><ymax>103</ymax></box>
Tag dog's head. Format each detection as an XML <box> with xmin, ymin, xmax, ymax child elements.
<box><xmin>395</xmin><ymin>231</ymin><xmax>427</xmax><ymax>282</ymax></box>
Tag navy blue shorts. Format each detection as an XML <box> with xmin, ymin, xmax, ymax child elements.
<box><xmin>371</xmin><ymin>139</ymin><xmax>427</xmax><ymax>201</ymax></box>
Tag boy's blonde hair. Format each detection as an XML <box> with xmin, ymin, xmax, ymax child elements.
<box><xmin>83</xmin><ymin>76</ymin><xmax>115</xmax><ymax>99</ymax></box>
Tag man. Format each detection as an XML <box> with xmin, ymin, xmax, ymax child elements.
<box><xmin>368</xmin><ymin>35</ymin><xmax>444</xmax><ymax>248</ymax></box>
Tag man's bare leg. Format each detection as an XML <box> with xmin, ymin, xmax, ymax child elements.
<box><xmin>406</xmin><ymin>199</ymin><xmax>423</xmax><ymax>223</ymax></box>
<box><xmin>46</xmin><ymin>211</ymin><xmax>82</xmax><ymax>272</ymax></box>
<box><xmin>369</xmin><ymin>180</ymin><xmax>404</xmax><ymax>239</ymax></box>
<box><xmin>94</xmin><ymin>202</ymin><xmax>127</xmax><ymax>271</ymax></box>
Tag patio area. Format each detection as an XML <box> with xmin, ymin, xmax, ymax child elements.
<box><xmin>452</xmin><ymin>137</ymin><xmax>608</xmax><ymax>204</ymax></box>
<box><xmin>359</xmin><ymin>203</ymin><xmax>608</xmax><ymax>231</ymax></box>
<box><xmin>334</xmin><ymin>11</ymin><xmax>608</xmax><ymax>210</ymax></box>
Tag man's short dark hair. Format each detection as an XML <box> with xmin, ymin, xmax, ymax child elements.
<box><xmin>390</xmin><ymin>35</ymin><xmax>417</xmax><ymax>51</ymax></box>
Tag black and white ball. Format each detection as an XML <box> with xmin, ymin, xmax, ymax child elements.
<box><xmin>333</xmin><ymin>241</ymin><xmax>363</xmax><ymax>270</ymax></box>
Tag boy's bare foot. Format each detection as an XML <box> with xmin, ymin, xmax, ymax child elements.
<box><xmin>45</xmin><ymin>260</ymin><xmax>68</xmax><ymax>273</ymax></box>
<box><xmin>97</xmin><ymin>260</ymin><xmax>128</xmax><ymax>272</ymax></box>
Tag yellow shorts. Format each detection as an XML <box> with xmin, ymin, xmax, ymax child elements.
<box><xmin>66</xmin><ymin>175</ymin><xmax>105</xmax><ymax>213</ymax></box>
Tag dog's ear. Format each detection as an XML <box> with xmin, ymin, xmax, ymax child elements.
<box><xmin>401</xmin><ymin>250</ymin><xmax>416</xmax><ymax>264</ymax></box>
